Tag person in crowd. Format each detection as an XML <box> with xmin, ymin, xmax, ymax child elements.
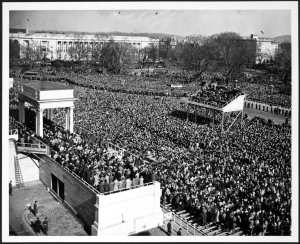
<box><xmin>9</xmin><ymin>181</ymin><xmax>13</xmax><ymax>196</ymax></box>
<box><xmin>42</xmin><ymin>217</ymin><xmax>49</xmax><ymax>235</ymax></box>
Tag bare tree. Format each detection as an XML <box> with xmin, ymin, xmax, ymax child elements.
<box><xmin>180</xmin><ymin>35</ymin><xmax>215</xmax><ymax>75</ymax></box>
<box><xmin>212</xmin><ymin>32</ymin><xmax>252</xmax><ymax>80</ymax></box>
<box><xmin>20</xmin><ymin>40</ymin><xmax>43</xmax><ymax>69</ymax></box>
<box><xmin>274</xmin><ymin>42</ymin><xmax>291</xmax><ymax>83</ymax></box>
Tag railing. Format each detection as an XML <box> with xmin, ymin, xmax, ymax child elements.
<box><xmin>16</xmin><ymin>142</ymin><xmax>47</xmax><ymax>150</ymax></box>
<box><xmin>48</xmin><ymin>148</ymin><xmax>100</xmax><ymax>195</ymax></box>
<box><xmin>9</xmin><ymin>129</ymin><xmax>18</xmax><ymax>135</ymax></box>
<box><xmin>245</xmin><ymin>98</ymin><xmax>291</xmax><ymax>111</ymax></box>
<box><xmin>9</xmin><ymin>138</ymin><xmax>19</xmax><ymax>154</ymax></box>
<box><xmin>221</xmin><ymin>92</ymin><xmax>244</xmax><ymax>108</ymax></box>
<box><xmin>161</xmin><ymin>204</ymin><xmax>207</xmax><ymax>236</ymax></box>
<box><xmin>99</xmin><ymin>181</ymin><xmax>155</xmax><ymax>196</ymax></box>
<box><xmin>9</xmin><ymin>129</ymin><xmax>19</xmax><ymax>141</ymax></box>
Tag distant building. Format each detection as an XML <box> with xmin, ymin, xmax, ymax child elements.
<box><xmin>159</xmin><ymin>35</ymin><xmax>185</xmax><ymax>49</ymax></box>
<box><xmin>9</xmin><ymin>29</ymin><xmax>159</xmax><ymax>60</ymax></box>
<box><xmin>249</xmin><ymin>34</ymin><xmax>279</xmax><ymax>63</ymax></box>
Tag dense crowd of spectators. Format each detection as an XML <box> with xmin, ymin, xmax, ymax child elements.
<box><xmin>9</xmin><ymin>66</ymin><xmax>291</xmax><ymax>108</ymax></box>
<box><xmin>9</xmin><ymin>66</ymin><xmax>292</xmax><ymax>236</ymax></box>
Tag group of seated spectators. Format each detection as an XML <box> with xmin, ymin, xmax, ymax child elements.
<box><xmin>190</xmin><ymin>84</ymin><xmax>242</xmax><ymax>108</ymax></box>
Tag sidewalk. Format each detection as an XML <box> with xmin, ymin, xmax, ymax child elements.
<box><xmin>9</xmin><ymin>180</ymin><xmax>87</xmax><ymax>236</ymax></box>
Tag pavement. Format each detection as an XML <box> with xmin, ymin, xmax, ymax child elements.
<box><xmin>9</xmin><ymin>180</ymin><xmax>87</xmax><ymax>236</ymax></box>
<box><xmin>243</xmin><ymin>107</ymin><xmax>290</xmax><ymax>125</ymax></box>
<box><xmin>9</xmin><ymin>180</ymin><xmax>47</xmax><ymax>236</ymax></box>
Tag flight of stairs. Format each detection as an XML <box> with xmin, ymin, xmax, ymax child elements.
<box><xmin>14</xmin><ymin>156</ymin><xmax>25</xmax><ymax>188</ymax></box>
<box><xmin>17</xmin><ymin>153</ymin><xmax>39</xmax><ymax>183</ymax></box>
<box><xmin>163</xmin><ymin>204</ymin><xmax>245</xmax><ymax>236</ymax></box>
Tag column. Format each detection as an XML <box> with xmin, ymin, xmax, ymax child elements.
<box><xmin>18</xmin><ymin>100</ymin><xmax>25</xmax><ymax>123</ymax></box>
<box><xmin>186</xmin><ymin>104</ymin><xmax>189</xmax><ymax>121</ymax></box>
<box><xmin>194</xmin><ymin>105</ymin><xmax>197</xmax><ymax>123</ymax></box>
<box><xmin>36</xmin><ymin>108</ymin><xmax>44</xmax><ymax>137</ymax></box>
<box><xmin>49</xmin><ymin>108</ymin><xmax>52</xmax><ymax>120</ymax></box>
<box><xmin>46</xmin><ymin>109</ymin><xmax>49</xmax><ymax>119</ymax></box>
<box><xmin>69</xmin><ymin>107</ymin><xmax>74</xmax><ymax>133</ymax></box>
<box><xmin>65</xmin><ymin>107</ymin><xmax>70</xmax><ymax>131</ymax></box>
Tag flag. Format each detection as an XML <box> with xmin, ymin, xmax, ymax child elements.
<box><xmin>260</xmin><ymin>30</ymin><xmax>264</xmax><ymax>34</ymax></box>
<box><xmin>27</xmin><ymin>18</ymin><xmax>30</xmax><ymax>22</ymax></box>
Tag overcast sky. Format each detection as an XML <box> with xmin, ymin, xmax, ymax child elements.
<box><xmin>10</xmin><ymin>10</ymin><xmax>291</xmax><ymax>38</ymax></box>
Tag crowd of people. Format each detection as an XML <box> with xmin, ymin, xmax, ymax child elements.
<box><xmin>190</xmin><ymin>84</ymin><xmax>242</xmax><ymax>108</ymax></box>
<box><xmin>9</xmin><ymin>65</ymin><xmax>292</xmax><ymax>236</ymax></box>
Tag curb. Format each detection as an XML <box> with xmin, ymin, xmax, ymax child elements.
<box><xmin>24</xmin><ymin>206</ymin><xmax>45</xmax><ymax>236</ymax></box>
<box><xmin>22</xmin><ymin>210</ymin><xmax>38</xmax><ymax>236</ymax></box>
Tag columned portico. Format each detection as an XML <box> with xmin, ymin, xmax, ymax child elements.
<box><xmin>15</xmin><ymin>80</ymin><xmax>77</xmax><ymax>138</ymax></box>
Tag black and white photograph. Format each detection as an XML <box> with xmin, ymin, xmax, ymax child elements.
<box><xmin>2</xmin><ymin>1</ymin><xmax>298</xmax><ymax>242</ymax></box>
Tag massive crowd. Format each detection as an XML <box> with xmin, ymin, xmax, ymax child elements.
<box><xmin>9</xmin><ymin>65</ymin><xmax>292</xmax><ymax>236</ymax></box>
<box><xmin>10</xmin><ymin>65</ymin><xmax>291</xmax><ymax>109</ymax></box>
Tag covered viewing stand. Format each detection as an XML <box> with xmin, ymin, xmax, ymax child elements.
<box><xmin>185</xmin><ymin>94</ymin><xmax>247</xmax><ymax>132</ymax></box>
<box><xmin>14</xmin><ymin>79</ymin><xmax>77</xmax><ymax>138</ymax></box>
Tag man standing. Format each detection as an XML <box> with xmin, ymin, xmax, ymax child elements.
<box><xmin>167</xmin><ymin>220</ymin><xmax>172</xmax><ymax>236</ymax></box>
<box><xmin>9</xmin><ymin>181</ymin><xmax>13</xmax><ymax>196</ymax></box>
<box><xmin>33</xmin><ymin>201</ymin><xmax>38</xmax><ymax>216</ymax></box>
<box><xmin>35</xmin><ymin>217</ymin><xmax>41</xmax><ymax>233</ymax></box>
<box><xmin>42</xmin><ymin>217</ymin><xmax>48</xmax><ymax>235</ymax></box>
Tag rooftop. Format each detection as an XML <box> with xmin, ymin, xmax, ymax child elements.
<box><xmin>15</xmin><ymin>79</ymin><xmax>71</xmax><ymax>91</ymax></box>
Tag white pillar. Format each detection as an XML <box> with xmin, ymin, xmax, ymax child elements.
<box><xmin>36</xmin><ymin>108</ymin><xmax>44</xmax><ymax>137</ymax></box>
<box><xmin>69</xmin><ymin>107</ymin><xmax>74</xmax><ymax>133</ymax></box>
<box><xmin>18</xmin><ymin>100</ymin><xmax>25</xmax><ymax>123</ymax></box>
<box><xmin>65</xmin><ymin>107</ymin><xmax>70</xmax><ymax>131</ymax></box>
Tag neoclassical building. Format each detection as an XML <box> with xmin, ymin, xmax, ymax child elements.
<box><xmin>249</xmin><ymin>34</ymin><xmax>279</xmax><ymax>63</ymax></box>
<box><xmin>9</xmin><ymin>29</ymin><xmax>159</xmax><ymax>60</ymax></box>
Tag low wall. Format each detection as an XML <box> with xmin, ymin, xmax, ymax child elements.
<box><xmin>244</xmin><ymin>100</ymin><xmax>291</xmax><ymax>117</ymax></box>
<box><xmin>93</xmin><ymin>182</ymin><xmax>163</xmax><ymax>236</ymax></box>
<box><xmin>38</xmin><ymin>154</ymin><xmax>97</xmax><ymax>234</ymax></box>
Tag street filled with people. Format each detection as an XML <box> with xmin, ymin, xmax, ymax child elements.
<box><xmin>9</xmin><ymin>65</ymin><xmax>292</xmax><ymax>236</ymax></box>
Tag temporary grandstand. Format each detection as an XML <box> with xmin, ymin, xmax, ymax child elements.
<box><xmin>185</xmin><ymin>86</ymin><xmax>247</xmax><ymax>132</ymax></box>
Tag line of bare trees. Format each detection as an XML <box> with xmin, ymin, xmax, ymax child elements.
<box><xmin>10</xmin><ymin>31</ymin><xmax>291</xmax><ymax>79</ymax></box>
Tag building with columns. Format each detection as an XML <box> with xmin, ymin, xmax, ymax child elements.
<box><xmin>14</xmin><ymin>79</ymin><xmax>77</xmax><ymax>137</ymax></box>
<box><xmin>9</xmin><ymin>30</ymin><xmax>159</xmax><ymax>61</ymax></box>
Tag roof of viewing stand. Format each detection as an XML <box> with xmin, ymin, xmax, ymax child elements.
<box><xmin>186</xmin><ymin>100</ymin><xmax>223</xmax><ymax>112</ymax></box>
<box><xmin>15</xmin><ymin>79</ymin><xmax>70</xmax><ymax>91</ymax></box>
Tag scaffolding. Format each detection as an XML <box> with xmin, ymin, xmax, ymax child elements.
<box><xmin>186</xmin><ymin>94</ymin><xmax>247</xmax><ymax>132</ymax></box>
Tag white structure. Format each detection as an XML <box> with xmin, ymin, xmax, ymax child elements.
<box><xmin>92</xmin><ymin>182</ymin><xmax>163</xmax><ymax>236</ymax></box>
<box><xmin>14</xmin><ymin>79</ymin><xmax>77</xmax><ymax>137</ymax></box>
<box><xmin>249</xmin><ymin>34</ymin><xmax>279</xmax><ymax>63</ymax></box>
<box><xmin>9</xmin><ymin>31</ymin><xmax>159</xmax><ymax>60</ymax></box>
